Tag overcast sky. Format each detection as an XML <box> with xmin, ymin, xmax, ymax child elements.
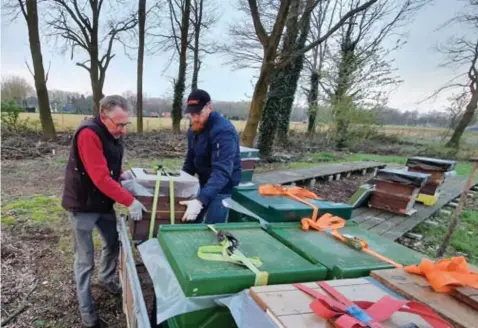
<box><xmin>1</xmin><ymin>0</ymin><xmax>466</xmax><ymax>112</ymax></box>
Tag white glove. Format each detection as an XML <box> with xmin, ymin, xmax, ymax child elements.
<box><xmin>121</xmin><ymin>170</ymin><xmax>134</xmax><ymax>181</ymax></box>
<box><xmin>128</xmin><ymin>199</ymin><xmax>146</xmax><ymax>221</ymax></box>
<box><xmin>179</xmin><ymin>199</ymin><xmax>203</xmax><ymax>222</ymax></box>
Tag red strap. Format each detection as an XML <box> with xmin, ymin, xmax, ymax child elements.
<box><xmin>294</xmin><ymin>282</ymin><xmax>453</xmax><ymax>328</ymax></box>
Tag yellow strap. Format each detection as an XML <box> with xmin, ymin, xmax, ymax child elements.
<box><xmin>149</xmin><ymin>170</ymin><xmax>161</xmax><ymax>239</ymax></box>
<box><xmin>197</xmin><ymin>225</ymin><xmax>269</xmax><ymax>286</ymax></box>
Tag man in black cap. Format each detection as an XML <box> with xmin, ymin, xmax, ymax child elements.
<box><xmin>179</xmin><ymin>89</ymin><xmax>242</xmax><ymax>223</ymax></box>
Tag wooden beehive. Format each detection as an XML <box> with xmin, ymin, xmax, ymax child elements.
<box><xmin>406</xmin><ymin>157</ymin><xmax>457</xmax><ymax>196</ymax></box>
<box><xmin>128</xmin><ymin>195</ymin><xmax>188</xmax><ymax>242</ymax></box>
<box><xmin>369</xmin><ymin>168</ymin><xmax>429</xmax><ymax>215</ymax></box>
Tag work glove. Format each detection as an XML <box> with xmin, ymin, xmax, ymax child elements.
<box><xmin>128</xmin><ymin>199</ymin><xmax>146</xmax><ymax>221</ymax></box>
<box><xmin>179</xmin><ymin>199</ymin><xmax>203</xmax><ymax>222</ymax></box>
<box><xmin>121</xmin><ymin>170</ymin><xmax>134</xmax><ymax>181</ymax></box>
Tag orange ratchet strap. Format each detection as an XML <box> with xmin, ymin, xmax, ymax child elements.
<box><xmin>405</xmin><ymin>256</ymin><xmax>478</xmax><ymax>293</ymax></box>
<box><xmin>258</xmin><ymin>184</ymin><xmax>402</xmax><ymax>269</ymax></box>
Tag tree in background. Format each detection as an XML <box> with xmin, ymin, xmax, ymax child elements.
<box><xmin>440</xmin><ymin>0</ymin><xmax>478</xmax><ymax>148</ymax></box>
<box><xmin>1</xmin><ymin>75</ymin><xmax>35</xmax><ymax>101</ymax></box>
<box><xmin>318</xmin><ymin>0</ymin><xmax>422</xmax><ymax>148</ymax></box>
<box><xmin>4</xmin><ymin>0</ymin><xmax>56</xmax><ymax>139</ymax></box>
<box><xmin>47</xmin><ymin>0</ymin><xmax>138</xmax><ymax>114</ymax></box>
<box><xmin>304</xmin><ymin>0</ymin><xmax>338</xmax><ymax>135</ymax></box>
<box><xmin>170</xmin><ymin>0</ymin><xmax>192</xmax><ymax>132</ymax></box>
<box><xmin>189</xmin><ymin>0</ymin><xmax>219</xmax><ymax>91</ymax></box>
<box><xmin>137</xmin><ymin>0</ymin><xmax>146</xmax><ymax>134</ymax></box>
<box><xmin>226</xmin><ymin>0</ymin><xmax>379</xmax><ymax>147</ymax></box>
<box><xmin>258</xmin><ymin>0</ymin><xmax>317</xmax><ymax>157</ymax></box>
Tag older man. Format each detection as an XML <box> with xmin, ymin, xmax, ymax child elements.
<box><xmin>62</xmin><ymin>95</ymin><xmax>145</xmax><ymax>327</ymax></box>
<box><xmin>180</xmin><ymin>89</ymin><xmax>242</xmax><ymax>224</ymax></box>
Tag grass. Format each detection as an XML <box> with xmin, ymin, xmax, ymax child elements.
<box><xmin>412</xmin><ymin>208</ymin><xmax>478</xmax><ymax>265</ymax></box>
<box><xmin>1</xmin><ymin>195</ymin><xmax>64</xmax><ymax>228</ymax></box>
<box><xmin>20</xmin><ymin>112</ymin><xmax>468</xmax><ymax>139</ymax></box>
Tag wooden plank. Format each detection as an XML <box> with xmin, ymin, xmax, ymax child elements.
<box><xmin>253</xmin><ymin>161</ymin><xmax>385</xmax><ymax>185</ymax></box>
<box><xmin>351</xmin><ymin>208</ymin><xmax>381</xmax><ymax>223</ymax></box>
<box><xmin>371</xmin><ymin>269</ymin><xmax>478</xmax><ymax>328</ymax></box>
<box><xmin>249</xmin><ymin>278</ymin><xmax>431</xmax><ymax>328</ymax></box>
<box><xmin>451</xmin><ymin>287</ymin><xmax>478</xmax><ymax>310</ymax></box>
<box><xmin>359</xmin><ymin>216</ymin><xmax>385</xmax><ymax>230</ymax></box>
<box><xmin>369</xmin><ymin>213</ymin><xmax>408</xmax><ymax>236</ymax></box>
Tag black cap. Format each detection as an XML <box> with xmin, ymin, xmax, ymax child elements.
<box><xmin>184</xmin><ymin>89</ymin><xmax>211</xmax><ymax>114</ymax></box>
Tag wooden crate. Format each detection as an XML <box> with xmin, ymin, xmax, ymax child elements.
<box><xmin>371</xmin><ymin>268</ymin><xmax>478</xmax><ymax>328</ymax></box>
<box><xmin>250</xmin><ymin>278</ymin><xmax>432</xmax><ymax>327</ymax></box>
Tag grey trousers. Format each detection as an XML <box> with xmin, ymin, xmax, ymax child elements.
<box><xmin>69</xmin><ymin>212</ymin><xmax>119</xmax><ymax>314</ymax></box>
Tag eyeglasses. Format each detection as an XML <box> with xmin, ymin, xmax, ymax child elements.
<box><xmin>105</xmin><ymin>115</ymin><xmax>131</xmax><ymax>129</ymax></box>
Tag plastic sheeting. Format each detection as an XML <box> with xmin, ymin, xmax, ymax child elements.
<box><xmin>121</xmin><ymin>169</ymin><xmax>199</xmax><ymax>198</ymax></box>
<box><xmin>137</xmin><ymin>239</ymin><xmax>276</xmax><ymax>328</ymax></box>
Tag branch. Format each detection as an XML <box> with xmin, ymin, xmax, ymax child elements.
<box><xmin>0</xmin><ymin>280</ymin><xmax>38</xmax><ymax>327</ymax></box>
<box><xmin>76</xmin><ymin>60</ymin><xmax>91</xmax><ymax>72</ymax></box>
<box><xmin>25</xmin><ymin>60</ymin><xmax>34</xmax><ymax>78</ymax></box>
<box><xmin>247</xmin><ymin>0</ymin><xmax>269</xmax><ymax>46</ymax></box>
<box><xmin>17</xmin><ymin>0</ymin><xmax>27</xmax><ymax>21</ymax></box>
<box><xmin>295</xmin><ymin>0</ymin><xmax>378</xmax><ymax>57</ymax></box>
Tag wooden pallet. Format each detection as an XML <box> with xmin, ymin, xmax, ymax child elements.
<box><xmin>249</xmin><ymin>278</ymin><xmax>431</xmax><ymax>328</ymax></box>
<box><xmin>253</xmin><ymin>161</ymin><xmax>385</xmax><ymax>185</ymax></box>
<box><xmin>371</xmin><ymin>269</ymin><xmax>478</xmax><ymax>328</ymax></box>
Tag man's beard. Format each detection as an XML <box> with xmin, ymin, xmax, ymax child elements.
<box><xmin>191</xmin><ymin>121</ymin><xmax>205</xmax><ymax>133</ymax></box>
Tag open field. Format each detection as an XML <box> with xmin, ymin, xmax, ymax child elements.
<box><xmin>18</xmin><ymin>113</ymin><xmax>478</xmax><ymax>142</ymax></box>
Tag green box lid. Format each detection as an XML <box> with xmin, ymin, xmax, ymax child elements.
<box><xmin>232</xmin><ymin>185</ymin><xmax>353</xmax><ymax>222</ymax></box>
<box><xmin>158</xmin><ymin>223</ymin><xmax>327</xmax><ymax>297</ymax></box>
<box><xmin>267</xmin><ymin>222</ymin><xmax>424</xmax><ymax>279</ymax></box>
<box><xmin>240</xmin><ymin>146</ymin><xmax>259</xmax><ymax>159</ymax></box>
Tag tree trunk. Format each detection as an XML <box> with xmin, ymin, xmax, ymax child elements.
<box><xmin>26</xmin><ymin>0</ymin><xmax>56</xmax><ymax>140</ymax></box>
<box><xmin>90</xmin><ymin>4</ymin><xmax>101</xmax><ymax>114</ymax></box>
<box><xmin>307</xmin><ymin>70</ymin><xmax>319</xmax><ymax>135</ymax></box>
<box><xmin>191</xmin><ymin>0</ymin><xmax>202</xmax><ymax>91</ymax></box>
<box><xmin>256</xmin><ymin>0</ymin><xmax>300</xmax><ymax>153</ymax></box>
<box><xmin>241</xmin><ymin>65</ymin><xmax>271</xmax><ymax>147</ymax></box>
<box><xmin>275</xmin><ymin>3</ymin><xmax>313</xmax><ymax>141</ymax></box>
<box><xmin>258</xmin><ymin>69</ymin><xmax>284</xmax><ymax>157</ymax></box>
<box><xmin>172</xmin><ymin>0</ymin><xmax>191</xmax><ymax>133</ymax></box>
<box><xmin>136</xmin><ymin>0</ymin><xmax>146</xmax><ymax>134</ymax></box>
<box><xmin>446</xmin><ymin>92</ymin><xmax>477</xmax><ymax>148</ymax></box>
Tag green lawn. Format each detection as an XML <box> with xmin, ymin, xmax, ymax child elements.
<box><xmin>412</xmin><ymin>208</ymin><xmax>478</xmax><ymax>265</ymax></box>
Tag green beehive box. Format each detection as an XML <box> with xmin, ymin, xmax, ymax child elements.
<box><xmin>231</xmin><ymin>184</ymin><xmax>353</xmax><ymax>222</ymax></box>
<box><xmin>240</xmin><ymin>169</ymin><xmax>254</xmax><ymax>182</ymax></box>
<box><xmin>167</xmin><ymin>307</ymin><xmax>236</xmax><ymax>328</ymax></box>
<box><xmin>267</xmin><ymin>222</ymin><xmax>424</xmax><ymax>279</ymax></box>
<box><xmin>158</xmin><ymin>223</ymin><xmax>327</xmax><ymax>297</ymax></box>
<box><xmin>240</xmin><ymin>146</ymin><xmax>259</xmax><ymax>159</ymax></box>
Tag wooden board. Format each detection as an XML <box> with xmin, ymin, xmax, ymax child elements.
<box><xmin>353</xmin><ymin>176</ymin><xmax>478</xmax><ymax>240</ymax></box>
<box><xmin>451</xmin><ymin>287</ymin><xmax>478</xmax><ymax>310</ymax></box>
<box><xmin>249</xmin><ymin>278</ymin><xmax>431</xmax><ymax>328</ymax></box>
<box><xmin>253</xmin><ymin>161</ymin><xmax>385</xmax><ymax>185</ymax></box>
<box><xmin>371</xmin><ymin>268</ymin><xmax>478</xmax><ymax>328</ymax></box>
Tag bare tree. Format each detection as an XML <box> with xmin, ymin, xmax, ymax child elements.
<box><xmin>319</xmin><ymin>0</ymin><xmax>423</xmax><ymax>148</ymax></box>
<box><xmin>257</xmin><ymin>0</ymin><xmax>315</xmax><ymax>156</ymax></box>
<box><xmin>440</xmin><ymin>0</ymin><xmax>478</xmax><ymax>147</ymax></box>
<box><xmin>167</xmin><ymin>0</ymin><xmax>192</xmax><ymax>132</ymax></box>
<box><xmin>304</xmin><ymin>0</ymin><xmax>338</xmax><ymax>135</ymax></box>
<box><xmin>137</xmin><ymin>0</ymin><xmax>146</xmax><ymax>133</ymax></box>
<box><xmin>234</xmin><ymin>0</ymin><xmax>379</xmax><ymax>147</ymax></box>
<box><xmin>3</xmin><ymin>1</ymin><xmax>56</xmax><ymax>139</ymax></box>
<box><xmin>1</xmin><ymin>75</ymin><xmax>35</xmax><ymax>101</ymax></box>
<box><xmin>47</xmin><ymin>0</ymin><xmax>138</xmax><ymax>113</ymax></box>
<box><xmin>189</xmin><ymin>0</ymin><xmax>219</xmax><ymax>91</ymax></box>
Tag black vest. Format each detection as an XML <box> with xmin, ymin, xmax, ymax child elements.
<box><xmin>61</xmin><ymin>117</ymin><xmax>124</xmax><ymax>213</ymax></box>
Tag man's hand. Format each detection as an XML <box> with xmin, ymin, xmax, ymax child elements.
<box><xmin>179</xmin><ymin>199</ymin><xmax>203</xmax><ymax>222</ymax></box>
<box><xmin>128</xmin><ymin>199</ymin><xmax>146</xmax><ymax>221</ymax></box>
<box><xmin>121</xmin><ymin>170</ymin><xmax>134</xmax><ymax>181</ymax></box>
